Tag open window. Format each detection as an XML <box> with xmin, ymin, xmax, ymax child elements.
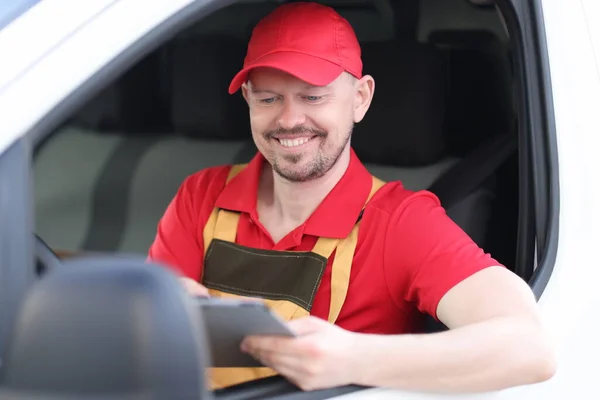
<box><xmin>34</xmin><ymin>0</ymin><xmax>522</xmax><ymax>272</ymax></box>
<box><xmin>0</xmin><ymin>0</ymin><xmax>558</xmax><ymax>398</ymax></box>
<box><xmin>31</xmin><ymin>0</ymin><xmax>556</xmax><ymax>288</ymax></box>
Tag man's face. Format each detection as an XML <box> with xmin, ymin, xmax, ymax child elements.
<box><xmin>242</xmin><ymin>68</ymin><xmax>370</xmax><ymax>182</ymax></box>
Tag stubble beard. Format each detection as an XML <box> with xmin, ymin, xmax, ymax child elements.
<box><xmin>266</xmin><ymin>124</ymin><xmax>354</xmax><ymax>183</ymax></box>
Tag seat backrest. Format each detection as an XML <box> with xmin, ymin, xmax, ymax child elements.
<box><xmin>424</xmin><ymin>30</ymin><xmax>517</xmax><ymax>249</ymax></box>
<box><xmin>353</xmin><ymin>41</ymin><xmax>448</xmax><ymax>167</ymax></box>
<box><xmin>116</xmin><ymin>35</ymin><xmax>256</xmax><ymax>254</ymax></box>
<box><xmin>168</xmin><ymin>35</ymin><xmax>250</xmax><ymax>140</ymax></box>
<box><xmin>33</xmin><ymin>45</ymin><xmax>175</xmax><ymax>254</ymax></box>
<box><xmin>351</xmin><ymin>40</ymin><xmax>459</xmax><ymax>190</ymax></box>
<box><xmin>351</xmin><ymin>36</ymin><xmax>517</xmax><ymax>250</ymax></box>
<box><xmin>428</xmin><ymin>29</ymin><xmax>514</xmax><ymax>155</ymax></box>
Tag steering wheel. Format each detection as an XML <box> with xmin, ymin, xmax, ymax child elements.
<box><xmin>34</xmin><ymin>234</ymin><xmax>62</xmax><ymax>275</ymax></box>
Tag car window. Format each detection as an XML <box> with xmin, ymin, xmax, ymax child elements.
<box><xmin>0</xmin><ymin>0</ymin><xmax>41</xmax><ymax>30</ymax></box>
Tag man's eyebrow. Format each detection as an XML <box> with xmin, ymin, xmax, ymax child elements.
<box><xmin>249</xmin><ymin>87</ymin><xmax>276</xmax><ymax>94</ymax></box>
<box><xmin>302</xmin><ymin>83</ymin><xmax>330</xmax><ymax>90</ymax></box>
<box><xmin>248</xmin><ymin>84</ymin><xmax>330</xmax><ymax>93</ymax></box>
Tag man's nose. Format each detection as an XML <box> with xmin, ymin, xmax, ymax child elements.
<box><xmin>277</xmin><ymin>99</ymin><xmax>306</xmax><ymax>130</ymax></box>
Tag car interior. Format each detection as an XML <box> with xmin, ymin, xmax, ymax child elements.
<box><xmin>5</xmin><ymin>0</ymin><xmax>533</xmax><ymax>397</ymax></box>
<box><xmin>33</xmin><ymin>0</ymin><xmax>519</xmax><ymax>270</ymax></box>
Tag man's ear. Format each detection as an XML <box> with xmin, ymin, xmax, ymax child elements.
<box><xmin>241</xmin><ymin>82</ymin><xmax>250</xmax><ymax>104</ymax></box>
<box><xmin>353</xmin><ymin>75</ymin><xmax>375</xmax><ymax>124</ymax></box>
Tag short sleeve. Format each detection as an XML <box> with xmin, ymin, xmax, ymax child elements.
<box><xmin>383</xmin><ymin>191</ymin><xmax>503</xmax><ymax>320</ymax></box>
<box><xmin>147</xmin><ymin>174</ymin><xmax>203</xmax><ymax>279</ymax></box>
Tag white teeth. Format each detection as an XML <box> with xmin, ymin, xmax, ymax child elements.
<box><xmin>278</xmin><ymin>137</ymin><xmax>311</xmax><ymax>147</ymax></box>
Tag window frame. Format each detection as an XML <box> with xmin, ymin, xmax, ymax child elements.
<box><xmin>499</xmin><ymin>0</ymin><xmax>559</xmax><ymax>296</ymax></box>
<box><xmin>0</xmin><ymin>138</ymin><xmax>34</xmax><ymax>360</ymax></box>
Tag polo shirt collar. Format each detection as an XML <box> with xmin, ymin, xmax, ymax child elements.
<box><xmin>214</xmin><ymin>153</ymin><xmax>262</xmax><ymax>215</ymax></box>
<box><xmin>215</xmin><ymin>148</ymin><xmax>373</xmax><ymax>239</ymax></box>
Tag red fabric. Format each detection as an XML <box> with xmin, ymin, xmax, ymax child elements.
<box><xmin>228</xmin><ymin>2</ymin><xmax>362</xmax><ymax>94</ymax></box>
<box><xmin>148</xmin><ymin>149</ymin><xmax>503</xmax><ymax>334</ymax></box>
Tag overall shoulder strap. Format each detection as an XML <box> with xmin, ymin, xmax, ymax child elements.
<box><xmin>326</xmin><ymin>175</ymin><xmax>386</xmax><ymax>323</ymax></box>
<box><xmin>226</xmin><ymin>163</ymin><xmax>248</xmax><ymax>183</ymax></box>
<box><xmin>202</xmin><ymin>164</ymin><xmax>248</xmax><ymax>258</ymax></box>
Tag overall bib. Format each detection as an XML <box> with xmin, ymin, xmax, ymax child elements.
<box><xmin>201</xmin><ymin>164</ymin><xmax>386</xmax><ymax>389</ymax></box>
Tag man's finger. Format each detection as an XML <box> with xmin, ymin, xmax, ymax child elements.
<box><xmin>180</xmin><ymin>277</ymin><xmax>210</xmax><ymax>297</ymax></box>
<box><xmin>258</xmin><ymin>352</ymin><xmax>307</xmax><ymax>375</ymax></box>
<box><xmin>254</xmin><ymin>351</ymin><xmax>327</xmax><ymax>391</ymax></box>
<box><xmin>242</xmin><ymin>336</ymin><xmax>305</xmax><ymax>357</ymax></box>
<box><xmin>287</xmin><ymin>316</ymin><xmax>329</xmax><ymax>335</ymax></box>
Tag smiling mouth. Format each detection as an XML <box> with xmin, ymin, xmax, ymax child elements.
<box><xmin>276</xmin><ymin>137</ymin><xmax>314</xmax><ymax>147</ymax></box>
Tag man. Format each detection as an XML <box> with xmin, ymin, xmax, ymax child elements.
<box><xmin>148</xmin><ymin>1</ymin><xmax>555</xmax><ymax>393</ymax></box>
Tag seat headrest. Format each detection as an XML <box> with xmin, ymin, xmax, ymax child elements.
<box><xmin>170</xmin><ymin>35</ymin><xmax>250</xmax><ymax>140</ymax></box>
<box><xmin>351</xmin><ymin>41</ymin><xmax>447</xmax><ymax>166</ymax></box>
<box><xmin>70</xmin><ymin>50</ymin><xmax>172</xmax><ymax>135</ymax></box>
<box><xmin>0</xmin><ymin>257</ymin><xmax>211</xmax><ymax>399</ymax></box>
<box><xmin>428</xmin><ymin>30</ymin><xmax>515</xmax><ymax>156</ymax></box>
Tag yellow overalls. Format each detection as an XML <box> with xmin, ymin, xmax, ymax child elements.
<box><xmin>201</xmin><ymin>163</ymin><xmax>386</xmax><ymax>389</ymax></box>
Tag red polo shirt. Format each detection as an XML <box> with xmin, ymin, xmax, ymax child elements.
<box><xmin>148</xmin><ymin>149</ymin><xmax>502</xmax><ymax>334</ymax></box>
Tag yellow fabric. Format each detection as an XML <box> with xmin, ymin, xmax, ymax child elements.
<box><xmin>327</xmin><ymin>176</ymin><xmax>385</xmax><ymax>322</ymax></box>
<box><xmin>310</xmin><ymin>237</ymin><xmax>340</xmax><ymax>260</ymax></box>
<box><xmin>202</xmin><ymin>164</ymin><xmax>247</xmax><ymax>260</ymax></box>
<box><xmin>201</xmin><ymin>164</ymin><xmax>386</xmax><ymax>389</ymax></box>
<box><xmin>213</xmin><ymin>210</ymin><xmax>239</xmax><ymax>243</ymax></box>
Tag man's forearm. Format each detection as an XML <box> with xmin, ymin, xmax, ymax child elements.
<box><xmin>351</xmin><ymin>316</ymin><xmax>555</xmax><ymax>393</ymax></box>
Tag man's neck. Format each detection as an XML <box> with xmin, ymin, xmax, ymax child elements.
<box><xmin>257</xmin><ymin>149</ymin><xmax>351</xmax><ymax>236</ymax></box>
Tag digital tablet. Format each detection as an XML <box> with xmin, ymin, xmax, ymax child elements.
<box><xmin>194</xmin><ymin>297</ymin><xmax>296</xmax><ymax>367</ymax></box>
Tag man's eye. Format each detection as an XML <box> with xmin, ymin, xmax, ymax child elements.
<box><xmin>259</xmin><ymin>97</ymin><xmax>276</xmax><ymax>104</ymax></box>
<box><xmin>305</xmin><ymin>95</ymin><xmax>321</xmax><ymax>102</ymax></box>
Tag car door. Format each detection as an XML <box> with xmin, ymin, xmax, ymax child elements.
<box><xmin>0</xmin><ymin>0</ymin><xmax>596</xmax><ymax>399</ymax></box>
<box><xmin>0</xmin><ymin>0</ymin><xmax>196</xmax><ymax>377</ymax></box>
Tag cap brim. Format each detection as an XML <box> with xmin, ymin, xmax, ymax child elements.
<box><xmin>228</xmin><ymin>51</ymin><xmax>344</xmax><ymax>94</ymax></box>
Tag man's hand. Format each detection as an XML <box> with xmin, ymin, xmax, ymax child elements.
<box><xmin>240</xmin><ymin>316</ymin><xmax>361</xmax><ymax>391</ymax></box>
<box><xmin>180</xmin><ymin>277</ymin><xmax>210</xmax><ymax>297</ymax></box>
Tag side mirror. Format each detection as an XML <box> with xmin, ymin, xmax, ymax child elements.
<box><xmin>0</xmin><ymin>256</ymin><xmax>213</xmax><ymax>400</ymax></box>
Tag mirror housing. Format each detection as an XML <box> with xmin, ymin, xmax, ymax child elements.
<box><xmin>0</xmin><ymin>256</ymin><xmax>213</xmax><ymax>400</ymax></box>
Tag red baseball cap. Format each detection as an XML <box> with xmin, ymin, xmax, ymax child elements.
<box><xmin>228</xmin><ymin>2</ymin><xmax>363</xmax><ymax>94</ymax></box>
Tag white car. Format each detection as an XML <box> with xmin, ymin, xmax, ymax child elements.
<box><xmin>0</xmin><ymin>0</ymin><xmax>599</xmax><ymax>399</ymax></box>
